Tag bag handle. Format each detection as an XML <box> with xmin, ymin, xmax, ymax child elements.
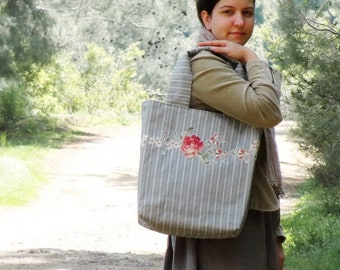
<box><xmin>165</xmin><ymin>53</ymin><xmax>192</xmax><ymax>107</ymax></box>
<box><xmin>166</xmin><ymin>47</ymin><xmax>213</xmax><ymax>107</ymax></box>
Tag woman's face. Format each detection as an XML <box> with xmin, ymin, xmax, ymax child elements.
<box><xmin>201</xmin><ymin>0</ymin><xmax>255</xmax><ymax>45</ymax></box>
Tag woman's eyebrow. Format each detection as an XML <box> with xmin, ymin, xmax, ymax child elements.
<box><xmin>218</xmin><ymin>5</ymin><xmax>234</xmax><ymax>9</ymax></box>
<box><xmin>218</xmin><ymin>5</ymin><xmax>254</xmax><ymax>10</ymax></box>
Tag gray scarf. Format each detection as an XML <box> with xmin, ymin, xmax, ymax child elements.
<box><xmin>196</xmin><ymin>27</ymin><xmax>285</xmax><ymax>197</ymax></box>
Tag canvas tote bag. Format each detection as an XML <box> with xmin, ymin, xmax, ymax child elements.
<box><xmin>137</xmin><ymin>49</ymin><xmax>262</xmax><ymax>239</ymax></box>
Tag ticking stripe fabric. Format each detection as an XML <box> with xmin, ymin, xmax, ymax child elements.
<box><xmin>137</xmin><ymin>50</ymin><xmax>262</xmax><ymax>238</ymax></box>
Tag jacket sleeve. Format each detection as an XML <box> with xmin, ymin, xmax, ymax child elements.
<box><xmin>191</xmin><ymin>51</ymin><xmax>283</xmax><ymax>128</ymax></box>
<box><xmin>277</xmin><ymin>224</ymin><xmax>286</xmax><ymax>242</ymax></box>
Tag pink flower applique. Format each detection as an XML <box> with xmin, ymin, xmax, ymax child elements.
<box><xmin>180</xmin><ymin>135</ymin><xmax>204</xmax><ymax>158</ymax></box>
<box><xmin>215</xmin><ymin>149</ymin><xmax>224</xmax><ymax>159</ymax></box>
<box><xmin>238</xmin><ymin>149</ymin><xmax>247</xmax><ymax>160</ymax></box>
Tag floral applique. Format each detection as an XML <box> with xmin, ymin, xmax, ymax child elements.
<box><xmin>181</xmin><ymin>135</ymin><xmax>204</xmax><ymax>158</ymax></box>
<box><xmin>142</xmin><ymin>127</ymin><xmax>259</xmax><ymax>164</ymax></box>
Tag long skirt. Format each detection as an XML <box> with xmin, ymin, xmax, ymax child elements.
<box><xmin>163</xmin><ymin>210</ymin><xmax>280</xmax><ymax>270</ymax></box>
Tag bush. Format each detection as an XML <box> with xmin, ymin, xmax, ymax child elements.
<box><xmin>1</xmin><ymin>42</ymin><xmax>148</xmax><ymax>131</ymax></box>
<box><xmin>0</xmin><ymin>82</ymin><xmax>27</xmax><ymax>130</ymax></box>
<box><xmin>82</xmin><ymin>42</ymin><xmax>148</xmax><ymax>115</ymax></box>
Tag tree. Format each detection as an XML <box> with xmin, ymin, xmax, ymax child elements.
<box><xmin>268</xmin><ymin>0</ymin><xmax>340</xmax><ymax>188</ymax></box>
<box><xmin>36</xmin><ymin>0</ymin><xmax>199</xmax><ymax>95</ymax></box>
<box><xmin>39</xmin><ymin>0</ymin><xmax>273</xmax><ymax>96</ymax></box>
<box><xmin>0</xmin><ymin>0</ymin><xmax>56</xmax><ymax>130</ymax></box>
<box><xmin>0</xmin><ymin>0</ymin><xmax>55</xmax><ymax>77</ymax></box>
<box><xmin>79</xmin><ymin>42</ymin><xmax>147</xmax><ymax>115</ymax></box>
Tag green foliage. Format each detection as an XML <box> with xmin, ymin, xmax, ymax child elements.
<box><xmin>266</xmin><ymin>0</ymin><xmax>340</xmax><ymax>188</ymax></box>
<box><xmin>79</xmin><ymin>42</ymin><xmax>147</xmax><ymax>117</ymax></box>
<box><xmin>39</xmin><ymin>0</ymin><xmax>199</xmax><ymax>94</ymax></box>
<box><xmin>110</xmin><ymin>43</ymin><xmax>148</xmax><ymax>116</ymax></box>
<box><xmin>81</xmin><ymin>43</ymin><xmax>115</xmax><ymax>113</ymax></box>
<box><xmin>24</xmin><ymin>61</ymin><xmax>64</xmax><ymax>116</ymax></box>
<box><xmin>282</xmin><ymin>182</ymin><xmax>340</xmax><ymax>269</ymax></box>
<box><xmin>134</xmin><ymin>1</ymin><xmax>199</xmax><ymax>93</ymax></box>
<box><xmin>59</xmin><ymin>61</ymin><xmax>86</xmax><ymax>113</ymax></box>
<box><xmin>0</xmin><ymin>0</ymin><xmax>56</xmax><ymax>131</ymax></box>
<box><xmin>1</xmin><ymin>39</ymin><xmax>147</xmax><ymax>128</ymax></box>
<box><xmin>0</xmin><ymin>132</ymin><xmax>9</xmax><ymax>147</ymax></box>
<box><xmin>285</xmin><ymin>243</ymin><xmax>340</xmax><ymax>270</ymax></box>
<box><xmin>0</xmin><ymin>81</ymin><xmax>27</xmax><ymax>130</ymax></box>
<box><xmin>0</xmin><ymin>0</ymin><xmax>55</xmax><ymax>77</ymax></box>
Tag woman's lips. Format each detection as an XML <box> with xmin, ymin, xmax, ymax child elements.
<box><xmin>230</xmin><ymin>32</ymin><xmax>245</xmax><ymax>35</ymax></box>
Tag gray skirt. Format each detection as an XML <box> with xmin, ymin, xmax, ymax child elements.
<box><xmin>163</xmin><ymin>210</ymin><xmax>280</xmax><ymax>270</ymax></box>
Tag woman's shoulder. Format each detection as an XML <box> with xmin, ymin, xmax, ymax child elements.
<box><xmin>191</xmin><ymin>49</ymin><xmax>225</xmax><ymax>61</ymax></box>
<box><xmin>190</xmin><ymin>50</ymin><xmax>236</xmax><ymax>69</ymax></box>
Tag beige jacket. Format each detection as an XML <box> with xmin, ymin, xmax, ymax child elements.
<box><xmin>190</xmin><ymin>51</ymin><xmax>282</xmax><ymax>212</ymax></box>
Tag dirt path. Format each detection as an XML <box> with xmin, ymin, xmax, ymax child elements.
<box><xmin>0</xmin><ymin>121</ymin><xmax>308</xmax><ymax>270</ymax></box>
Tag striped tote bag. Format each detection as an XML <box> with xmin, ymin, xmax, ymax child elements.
<box><xmin>137</xmin><ymin>49</ymin><xmax>262</xmax><ymax>238</ymax></box>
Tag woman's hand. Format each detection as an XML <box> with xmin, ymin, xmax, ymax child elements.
<box><xmin>277</xmin><ymin>238</ymin><xmax>285</xmax><ymax>270</ymax></box>
<box><xmin>199</xmin><ymin>40</ymin><xmax>259</xmax><ymax>63</ymax></box>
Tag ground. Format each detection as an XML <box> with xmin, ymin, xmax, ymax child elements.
<box><xmin>0</xmin><ymin>121</ymin><xmax>309</xmax><ymax>270</ymax></box>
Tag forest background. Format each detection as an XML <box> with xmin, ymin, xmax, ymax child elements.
<box><xmin>0</xmin><ymin>0</ymin><xmax>339</xmax><ymax>269</ymax></box>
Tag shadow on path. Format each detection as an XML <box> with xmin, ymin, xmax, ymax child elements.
<box><xmin>0</xmin><ymin>249</ymin><xmax>164</xmax><ymax>270</ymax></box>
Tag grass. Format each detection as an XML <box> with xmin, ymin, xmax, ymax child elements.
<box><xmin>284</xmin><ymin>242</ymin><xmax>340</xmax><ymax>270</ymax></box>
<box><xmin>6</xmin><ymin>116</ymin><xmax>89</xmax><ymax>148</ymax></box>
<box><xmin>0</xmin><ymin>116</ymin><xmax>89</xmax><ymax>206</ymax></box>
<box><xmin>282</xmin><ymin>181</ymin><xmax>340</xmax><ymax>270</ymax></box>
<box><xmin>0</xmin><ymin>147</ymin><xmax>46</xmax><ymax>206</ymax></box>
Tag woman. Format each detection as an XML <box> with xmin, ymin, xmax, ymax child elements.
<box><xmin>163</xmin><ymin>0</ymin><xmax>285</xmax><ymax>269</ymax></box>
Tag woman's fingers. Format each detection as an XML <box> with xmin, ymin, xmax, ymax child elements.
<box><xmin>198</xmin><ymin>41</ymin><xmax>229</xmax><ymax>55</ymax></box>
<box><xmin>199</xmin><ymin>40</ymin><xmax>227</xmax><ymax>47</ymax></box>
<box><xmin>198</xmin><ymin>40</ymin><xmax>257</xmax><ymax>63</ymax></box>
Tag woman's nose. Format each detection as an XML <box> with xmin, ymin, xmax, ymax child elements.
<box><xmin>234</xmin><ymin>13</ymin><xmax>245</xmax><ymax>26</ymax></box>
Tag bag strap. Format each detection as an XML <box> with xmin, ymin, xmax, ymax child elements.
<box><xmin>166</xmin><ymin>53</ymin><xmax>192</xmax><ymax>107</ymax></box>
<box><xmin>166</xmin><ymin>47</ymin><xmax>213</xmax><ymax>107</ymax></box>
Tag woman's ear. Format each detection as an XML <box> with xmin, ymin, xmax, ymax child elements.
<box><xmin>201</xmin><ymin>10</ymin><xmax>211</xmax><ymax>30</ymax></box>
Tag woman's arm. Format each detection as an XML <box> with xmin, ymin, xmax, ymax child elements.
<box><xmin>191</xmin><ymin>51</ymin><xmax>282</xmax><ymax>128</ymax></box>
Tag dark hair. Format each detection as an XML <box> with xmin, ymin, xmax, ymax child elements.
<box><xmin>196</xmin><ymin>0</ymin><xmax>256</xmax><ymax>25</ymax></box>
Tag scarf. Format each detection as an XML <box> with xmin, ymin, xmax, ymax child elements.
<box><xmin>197</xmin><ymin>27</ymin><xmax>285</xmax><ymax>197</ymax></box>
